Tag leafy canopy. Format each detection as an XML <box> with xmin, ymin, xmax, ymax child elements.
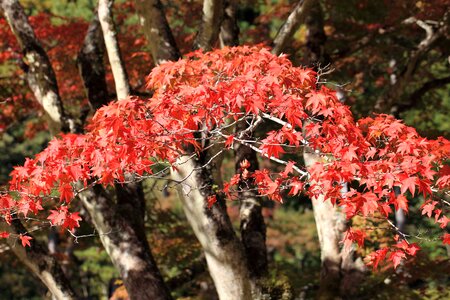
<box><xmin>1</xmin><ymin>45</ymin><xmax>449</xmax><ymax>269</ymax></box>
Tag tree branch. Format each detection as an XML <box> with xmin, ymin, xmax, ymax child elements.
<box><xmin>375</xmin><ymin>11</ymin><xmax>449</xmax><ymax>114</ymax></box>
<box><xmin>1</xmin><ymin>219</ymin><xmax>78</xmax><ymax>300</ymax></box>
<box><xmin>271</xmin><ymin>0</ymin><xmax>314</xmax><ymax>56</ymax></box>
<box><xmin>396</xmin><ymin>75</ymin><xmax>450</xmax><ymax>112</ymax></box>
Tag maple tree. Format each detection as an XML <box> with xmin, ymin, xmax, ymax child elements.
<box><xmin>1</xmin><ymin>43</ymin><xmax>449</xmax><ymax>270</ymax></box>
<box><xmin>0</xmin><ymin>0</ymin><xmax>449</xmax><ymax>299</ymax></box>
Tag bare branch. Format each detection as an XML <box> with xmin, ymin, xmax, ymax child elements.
<box><xmin>272</xmin><ymin>0</ymin><xmax>314</xmax><ymax>56</ymax></box>
<box><xmin>375</xmin><ymin>11</ymin><xmax>449</xmax><ymax>114</ymax></box>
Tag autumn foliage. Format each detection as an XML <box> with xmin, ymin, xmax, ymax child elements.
<box><xmin>1</xmin><ymin>45</ymin><xmax>449</xmax><ymax>269</ymax></box>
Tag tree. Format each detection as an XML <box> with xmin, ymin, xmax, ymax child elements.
<box><xmin>0</xmin><ymin>1</ymin><xmax>449</xmax><ymax>299</ymax></box>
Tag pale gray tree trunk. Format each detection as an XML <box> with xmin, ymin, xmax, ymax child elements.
<box><xmin>273</xmin><ymin>1</ymin><xmax>366</xmax><ymax>296</ymax></box>
<box><xmin>171</xmin><ymin>156</ymin><xmax>252</xmax><ymax>300</ymax></box>
<box><xmin>78</xmin><ymin>14</ymin><xmax>173</xmax><ymax>300</ymax></box>
<box><xmin>98</xmin><ymin>0</ymin><xmax>130</xmax><ymax>99</ymax></box>
<box><xmin>194</xmin><ymin>0</ymin><xmax>224</xmax><ymax>50</ymax></box>
<box><xmin>0</xmin><ymin>0</ymin><xmax>74</xmax><ymax>133</ymax></box>
<box><xmin>134</xmin><ymin>3</ymin><xmax>254</xmax><ymax>298</ymax></box>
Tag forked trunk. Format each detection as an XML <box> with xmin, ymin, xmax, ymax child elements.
<box><xmin>171</xmin><ymin>155</ymin><xmax>252</xmax><ymax>300</ymax></box>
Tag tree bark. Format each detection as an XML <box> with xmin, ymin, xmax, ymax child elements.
<box><xmin>133</xmin><ymin>0</ymin><xmax>181</xmax><ymax>64</ymax></box>
<box><xmin>235</xmin><ymin>120</ymin><xmax>268</xmax><ymax>282</ymax></box>
<box><xmin>98</xmin><ymin>0</ymin><xmax>130</xmax><ymax>100</ymax></box>
<box><xmin>134</xmin><ymin>3</ymin><xmax>254</xmax><ymax>298</ymax></box>
<box><xmin>219</xmin><ymin>0</ymin><xmax>239</xmax><ymax>48</ymax></box>
<box><xmin>0</xmin><ymin>0</ymin><xmax>73</xmax><ymax>133</ymax></box>
<box><xmin>1</xmin><ymin>1</ymin><xmax>79</xmax><ymax>298</ymax></box>
<box><xmin>77</xmin><ymin>13</ymin><xmax>109</xmax><ymax>113</ymax></box>
<box><xmin>78</xmin><ymin>185</ymin><xmax>173</xmax><ymax>300</ymax></box>
<box><xmin>299</xmin><ymin>3</ymin><xmax>366</xmax><ymax>296</ymax></box>
<box><xmin>78</xmin><ymin>13</ymin><xmax>173</xmax><ymax>299</ymax></box>
<box><xmin>2</xmin><ymin>220</ymin><xmax>78</xmax><ymax>300</ymax></box>
<box><xmin>272</xmin><ymin>0</ymin><xmax>314</xmax><ymax>56</ymax></box>
<box><xmin>194</xmin><ymin>0</ymin><xmax>224</xmax><ymax>50</ymax></box>
<box><xmin>171</xmin><ymin>155</ymin><xmax>252</xmax><ymax>300</ymax></box>
<box><xmin>219</xmin><ymin>1</ymin><xmax>268</xmax><ymax>284</ymax></box>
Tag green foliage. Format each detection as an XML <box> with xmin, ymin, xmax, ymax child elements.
<box><xmin>0</xmin><ymin>122</ymin><xmax>50</xmax><ymax>184</ymax></box>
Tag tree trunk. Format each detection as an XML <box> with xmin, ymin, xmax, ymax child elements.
<box><xmin>3</xmin><ymin>220</ymin><xmax>78</xmax><ymax>300</ymax></box>
<box><xmin>194</xmin><ymin>0</ymin><xmax>224</xmax><ymax>50</ymax></box>
<box><xmin>304</xmin><ymin>149</ymin><xmax>366</xmax><ymax>299</ymax></box>
<box><xmin>1</xmin><ymin>1</ymin><xmax>80</xmax><ymax>298</ymax></box>
<box><xmin>98</xmin><ymin>0</ymin><xmax>130</xmax><ymax>100</ymax></box>
<box><xmin>78</xmin><ymin>185</ymin><xmax>173</xmax><ymax>300</ymax></box>
<box><xmin>219</xmin><ymin>2</ymin><xmax>268</xmax><ymax>285</ymax></box>
<box><xmin>219</xmin><ymin>0</ymin><xmax>239</xmax><ymax>48</ymax></box>
<box><xmin>133</xmin><ymin>0</ymin><xmax>181</xmax><ymax>64</ymax></box>
<box><xmin>271</xmin><ymin>0</ymin><xmax>314</xmax><ymax>56</ymax></box>
<box><xmin>77</xmin><ymin>13</ymin><xmax>109</xmax><ymax>113</ymax></box>
<box><xmin>134</xmin><ymin>2</ymin><xmax>254</xmax><ymax>298</ymax></box>
<box><xmin>78</xmin><ymin>13</ymin><xmax>173</xmax><ymax>299</ymax></box>
<box><xmin>0</xmin><ymin>0</ymin><xmax>73</xmax><ymax>133</ymax></box>
<box><xmin>235</xmin><ymin>120</ymin><xmax>268</xmax><ymax>283</ymax></box>
<box><xmin>171</xmin><ymin>155</ymin><xmax>252</xmax><ymax>300</ymax></box>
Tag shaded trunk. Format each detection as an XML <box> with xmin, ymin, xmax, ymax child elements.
<box><xmin>220</xmin><ymin>2</ymin><xmax>268</xmax><ymax>284</ymax></box>
<box><xmin>4</xmin><ymin>220</ymin><xmax>78</xmax><ymax>300</ymax></box>
<box><xmin>219</xmin><ymin>0</ymin><xmax>239</xmax><ymax>47</ymax></box>
<box><xmin>98</xmin><ymin>0</ymin><xmax>130</xmax><ymax>99</ymax></box>
<box><xmin>194</xmin><ymin>0</ymin><xmax>224</xmax><ymax>50</ymax></box>
<box><xmin>0</xmin><ymin>0</ymin><xmax>73</xmax><ymax>133</ymax></box>
<box><xmin>133</xmin><ymin>0</ymin><xmax>181</xmax><ymax>64</ymax></box>
<box><xmin>235</xmin><ymin>120</ymin><xmax>268</xmax><ymax>282</ymax></box>
<box><xmin>77</xmin><ymin>13</ymin><xmax>109</xmax><ymax>113</ymax></box>
<box><xmin>271</xmin><ymin>0</ymin><xmax>314</xmax><ymax>56</ymax></box>
<box><xmin>78</xmin><ymin>185</ymin><xmax>173</xmax><ymax>300</ymax></box>
<box><xmin>134</xmin><ymin>2</ymin><xmax>254</xmax><ymax>298</ymax></box>
<box><xmin>171</xmin><ymin>155</ymin><xmax>252</xmax><ymax>300</ymax></box>
<box><xmin>1</xmin><ymin>1</ymin><xmax>79</xmax><ymax>298</ymax></box>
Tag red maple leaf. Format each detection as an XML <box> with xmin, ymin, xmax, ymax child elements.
<box><xmin>389</xmin><ymin>250</ymin><xmax>406</xmax><ymax>269</ymax></box>
<box><xmin>443</xmin><ymin>233</ymin><xmax>450</xmax><ymax>245</ymax></box>
<box><xmin>19</xmin><ymin>234</ymin><xmax>32</xmax><ymax>247</ymax></box>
